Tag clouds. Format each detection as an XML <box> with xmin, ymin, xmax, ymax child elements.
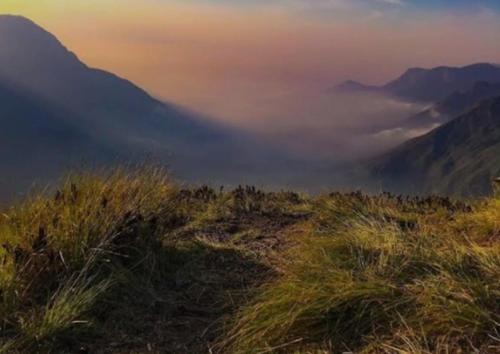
<box><xmin>177</xmin><ymin>0</ymin><xmax>405</xmax><ymax>20</ymax></box>
<box><xmin>378</xmin><ymin>0</ymin><xmax>404</xmax><ymax>5</ymax></box>
<box><xmin>227</xmin><ymin>91</ymin><xmax>427</xmax><ymax>161</ymax></box>
<box><xmin>176</xmin><ymin>0</ymin><xmax>500</xmax><ymax>19</ymax></box>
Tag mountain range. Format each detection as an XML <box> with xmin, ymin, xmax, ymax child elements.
<box><xmin>369</xmin><ymin>95</ymin><xmax>500</xmax><ymax>196</ymax></box>
<box><xmin>0</xmin><ymin>15</ymin><xmax>298</xmax><ymax>199</ymax></box>
<box><xmin>2</xmin><ymin>14</ymin><xmax>500</xmax><ymax>198</ymax></box>
<box><xmin>403</xmin><ymin>81</ymin><xmax>500</xmax><ymax>131</ymax></box>
<box><xmin>333</xmin><ymin>64</ymin><xmax>500</xmax><ymax>196</ymax></box>
<box><xmin>336</xmin><ymin>63</ymin><xmax>500</xmax><ymax>102</ymax></box>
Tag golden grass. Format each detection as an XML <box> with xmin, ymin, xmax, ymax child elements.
<box><xmin>1</xmin><ymin>170</ymin><xmax>498</xmax><ymax>353</ymax></box>
<box><xmin>223</xmin><ymin>194</ymin><xmax>500</xmax><ymax>353</ymax></box>
<box><xmin>0</xmin><ymin>168</ymin><xmax>177</xmax><ymax>352</ymax></box>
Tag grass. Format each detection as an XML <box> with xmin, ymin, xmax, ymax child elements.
<box><xmin>0</xmin><ymin>168</ymin><xmax>499</xmax><ymax>353</ymax></box>
<box><xmin>0</xmin><ymin>168</ymin><xmax>178</xmax><ymax>352</ymax></box>
<box><xmin>223</xmin><ymin>193</ymin><xmax>500</xmax><ymax>353</ymax></box>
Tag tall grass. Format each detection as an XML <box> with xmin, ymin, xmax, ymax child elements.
<box><xmin>0</xmin><ymin>168</ymin><xmax>177</xmax><ymax>352</ymax></box>
<box><xmin>1</xmin><ymin>170</ymin><xmax>498</xmax><ymax>353</ymax></box>
<box><xmin>223</xmin><ymin>194</ymin><xmax>500</xmax><ymax>353</ymax></box>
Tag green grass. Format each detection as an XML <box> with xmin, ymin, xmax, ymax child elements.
<box><xmin>0</xmin><ymin>169</ymin><xmax>498</xmax><ymax>353</ymax></box>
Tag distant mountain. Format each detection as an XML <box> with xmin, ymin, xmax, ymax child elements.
<box><xmin>369</xmin><ymin>96</ymin><xmax>500</xmax><ymax>196</ymax></box>
<box><xmin>404</xmin><ymin>81</ymin><xmax>500</xmax><ymax>130</ymax></box>
<box><xmin>332</xmin><ymin>80</ymin><xmax>378</xmax><ymax>94</ymax></box>
<box><xmin>0</xmin><ymin>15</ymin><xmax>293</xmax><ymax>198</ymax></box>
<box><xmin>335</xmin><ymin>63</ymin><xmax>500</xmax><ymax>102</ymax></box>
<box><xmin>384</xmin><ymin>64</ymin><xmax>500</xmax><ymax>102</ymax></box>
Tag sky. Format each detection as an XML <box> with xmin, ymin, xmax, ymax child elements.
<box><xmin>1</xmin><ymin>0</ymin><xmax>500</xmax><ymax>157</ymax></box>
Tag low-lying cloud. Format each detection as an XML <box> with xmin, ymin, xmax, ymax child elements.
<box><xmin>189</xmin><ymin>90</ymin><xmax>426</xmax><ymax>162</ymax></box>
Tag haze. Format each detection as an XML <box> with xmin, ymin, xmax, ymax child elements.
<box><xmin>2</xmin><ymin>0</ymin><xmax>500</xmax><ymax>159</ymax></box>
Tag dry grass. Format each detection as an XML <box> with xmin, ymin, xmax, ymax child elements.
<box><xmin>1</xmin><ymin>170</ymin><xmax>498</xmax><ymax>353</ymax></box>
<box><xmin>0</xmin><ymin>168</ymin><xmax>177</xmax><ymax>352</ymax></box>
<box><xmin>223</xmin><ymin>193</ymin><xmax>500</xmax><ymax>354</ymax></box>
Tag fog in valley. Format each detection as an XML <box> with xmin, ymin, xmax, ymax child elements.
<box><xmin>188</xmin><ymin>90</ymin><xmax>427</xmax><ymax>162</ymax></box>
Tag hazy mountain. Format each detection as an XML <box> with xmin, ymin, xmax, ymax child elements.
<box><xmin>0</xmin><ymin>78</ymin><xmax>118</xmax><ymax>200</ymax></box>
<box><xmin>404</xmin><ymin>81</ymin><xmax>500</xmax><ymax>130</ymax></box>
<box><xmin>0</xmin><ymin>15</ymin><xmax>299</xmax><ymax>198</ymax></box>
<box><xmin>335</xmin><ymin>63</ymin><xmax>500</xmax><ymax>103</ymax></box>
<box><xmin>369</xmin><ymin>96</ymin><xmax>500</xmax><ymax>196</ymax></box>
<box><xmin>0</xmin><ymin>15</ymin><xmax>223</xmax><ymax>150</ymax></box>
<box><xmin>331</xmin><ymin>80</ymin><xmax>378</xmax><ymax>94</ymax></box>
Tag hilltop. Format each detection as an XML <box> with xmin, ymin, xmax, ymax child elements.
<box><xmin>0</xmin><ymin>169</ymin><xmax>498</xmax><ymax>353</ymax></box>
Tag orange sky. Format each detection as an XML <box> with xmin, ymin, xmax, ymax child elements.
<box><xmin>1</xmin><ymin>0</ymin><xmax>500</xmax><ymax>124</ymax></box>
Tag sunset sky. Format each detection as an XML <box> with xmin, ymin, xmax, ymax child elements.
<box><xmin>1</xmin><ymin>0</ymin><xmax>500</xmax><ymax>123</ymax></box>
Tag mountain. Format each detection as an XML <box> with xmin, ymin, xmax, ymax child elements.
<box><xmin>384</xmin><ymin>63</ymin><xmax>500</xmax><ymax>102</ymax></box>
<box><xmin>369</xmin><ymin>96</ymin><xmax>500</xmax><ymax>196</ymax></box>
<box><xmin>0</xmin><ymin>79</ymin><xmax>117</xmax><ymax>200</ymax></box>
<box><xmin>0</xmin><ymin>15</ymin><xmax>295</xmax><ymax>199</ymax></box>
<box><xmin>332</xmin><ymin>80</ymin><xmax>378</xmax><ymax>94</ymax></box>
<box><xmin>0</xmin><ymin>15</ymin><xmax>219</xmax><ymax>149</ymax></box>
<box><xmin>404</xmin><ymin>81</ymin><xmax>500</xmax><ymax>130</ymax></box>
<box><xmin>335</xmin><ymin>63</ymin><xmax>500</xmax><ymax>102</ymax></box>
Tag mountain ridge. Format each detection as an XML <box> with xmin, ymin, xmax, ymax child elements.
<box><xmin>335</xmin><ymin>63</ymin><xmax>500</xmax><ymax>102</ymax></box>
<box><xmin>0</xmin><ymin>15</ymin><xmax>300</xmax><ymax>199</ymax></box>
<box><xmin>403</xmin><ymin>81</ymin><xmax>500</xmax><ymax>130</ymax></box>
<box><xmin>369</xmin><ymin>95</ymin><xmax>500</xmax><ymax>196</ymax></box>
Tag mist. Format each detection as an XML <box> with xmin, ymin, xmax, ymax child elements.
<box><xmin>182</xmin><ymin>90</ymin><xmax>427</xmax><ymax>163</ymax></box>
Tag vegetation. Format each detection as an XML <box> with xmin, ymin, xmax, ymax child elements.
<box><xmin>0</xmin><ymin>169</ymin><xmax>498</xmax><ymax>353</ymax></box>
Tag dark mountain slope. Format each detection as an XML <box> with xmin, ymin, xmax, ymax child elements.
<box><xmin>0</xmin><ymin>15</ymin><xmax>213</xmax><ymax>145</ymax></box>
<box><xmin>0</xmin><ymin>79</ymin><xmax>117</xmax><ymax>199</ymax></box>
<box><xmin>370</xmin><ymin>96</ymin><xmax>500</xmax><ymax>196</ymax></box>
<box><xmin>404</xmin><ymin>81</ymin><xmax>500</xmax><ymax>130</ymax></box>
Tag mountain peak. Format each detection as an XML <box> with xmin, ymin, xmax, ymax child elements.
<box><xmin>0</xmin><ymin>14</ymin><xmax>84</xmax><ymax>78</ymax></box>
<box><xmin>382</xmin><ymin>62</ymin><xmax>500</xmax><ymax>102</ymax></box>
<box><xmin>334</xmin><ymin>63</ymin><xmax>500</xmax><ymax>102</ymax></box>
<box><xmin>0</xmin><ymin>14</ymin><xmax>37</xmax><ymax>25</ymax></box>
<box><xmin>402</xmin><ymin>67</ymin><xmax>426</xmax><ymax>74</ymax></box>
<box><xmin>0</xmin><ymin>14</ymin><xmax>56</xmax><ymax>41</ymax></box>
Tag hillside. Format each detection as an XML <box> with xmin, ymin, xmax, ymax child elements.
<box><xmin>0</xmin><ymin>79</ymin><xmax>117</xmax><ymax>200</ymax></box>
<box><xmin>0</xmin><ymin>15</ymin><xmax>294</xmax><ymax>197</ymax></box>
<box><xmin>404</xmin><ymin>81</ymin><xmax>500</xmax><ymax>130</ymax></box>
<box><xmin>370</xmin><ymin>96</ymin><xmax>500</xmax><ymax>196</ymax></box>
<box><xmin>336</xmin><ymin>63</ymin><xmax>500</xmax><ymax>102</ymax></box>
<box><xmin>0</xmin><ymin>169</ymin><xmax>498</xmax><ymax>353</ymax></box>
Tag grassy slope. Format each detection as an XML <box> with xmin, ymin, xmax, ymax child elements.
<box><xmin>0</xmin><ymin>170</ymin><xmax>499</xmax><ymax>353</ymax></box>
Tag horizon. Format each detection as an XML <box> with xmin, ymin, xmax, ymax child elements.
<box><xmin>2</xmin><ymin>1</ymin><xmax>500</xmax><ymax>198</ymax></box>
<box><xmin>1</xmin><ymin>1</ymin><xmax>500</xmax><ymax>125</ymax></box>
